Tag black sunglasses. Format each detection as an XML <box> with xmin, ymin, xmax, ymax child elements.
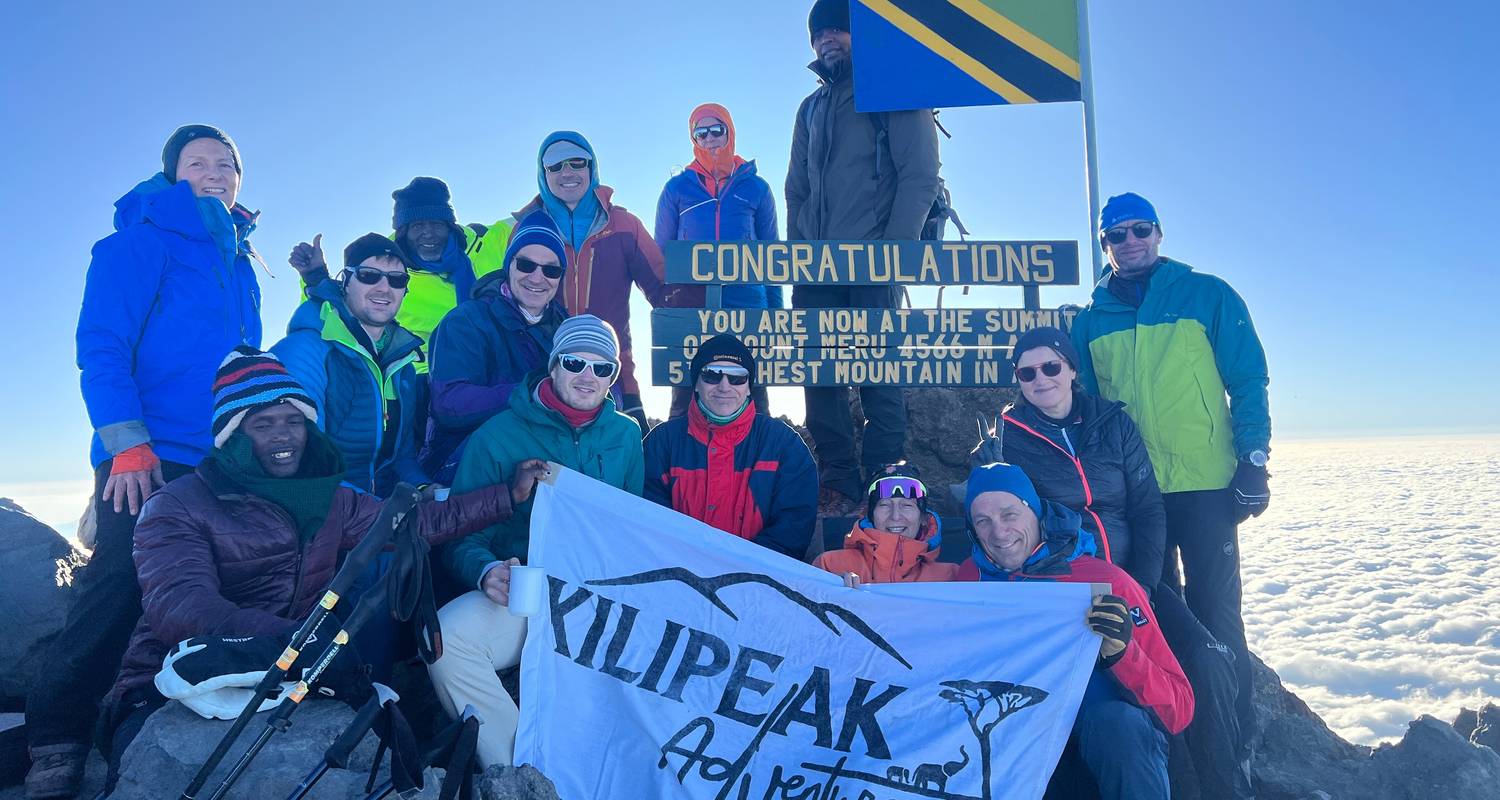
<box><xmin>1101</xmin><ymin>222</ymin><xmax>1157</xmax><ymax>245</ymax></box>
<box><xmin>559</xmin><ymin>354</ymin><xmax>617</xmax><ymax>379</ymax></box>
<box><xmin>692</xmin><ymin>124</ymin><xmax>728</xmax><ymax>141</ymax></box>
<box><xmin>352</xmin><ymin>267</ymin><xmax>410</xmax><ymax>290</ymax></box>
<box><xmin>1015</xmin><ymin>361</ymin><xmax>1065</xmax><ymax>383</ymax></box>
<box><xmin>701</xmin><ymin>367</ymin><xmax>750</xmax><ymax>386</ymax></box>
<box><xmin>513</xmin><ymin>257</ymin><xmax>564</xmax><ymax>280</ymax></box>
<box><xmin>544</xmin><ymin>157</ymin><xmax>591</xmax><ymax>173</ymax></box>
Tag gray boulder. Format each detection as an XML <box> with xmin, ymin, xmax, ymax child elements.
<box><xmin>1453</xmin><ymin>703</ymin><xmax>1500</xmax><ymax>754</ymax></box>
<box><xmin>1249</xmin><ymin>653</ymin><xmax>1368</xmax><ymax>799</ymax></box>
<box><xmin>1351</xmin><ymin>715</ymin><xmax>1500</xmax><ymax>799</ymax></box>
<box><xmin>478</xmin><ymin>764</ymin><xmax>558</xmax><ymax>800</ymax></box>
<box><xmin>110</xmin><ymin>700</ymin><xmax>446</xmax><ymax>799</ymax></box>
<box><xmin>0</xmin><ymin>499</ymin><xmax>84</xmax><ymax>701</ymax></box>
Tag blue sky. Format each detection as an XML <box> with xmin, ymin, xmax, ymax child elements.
<box><xmin>1</xmin><ymin>0</ymin><xmax>1495</xmax><ymax>484</ymax></box>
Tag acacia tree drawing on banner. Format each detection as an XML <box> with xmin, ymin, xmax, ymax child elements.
<box><xmin>938</xmin><ymin>680</ymin><xmax>1050</xmax><ymax>800</ymax></box>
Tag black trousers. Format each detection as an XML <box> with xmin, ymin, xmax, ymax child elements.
<box><xmin>1153</xmin><ymin>583</ymin><xmax>1254</xmax><ymax>799</ymax></box>
<box><xmin>26</xmin><ymin>458</ymin><xmax>193</xmax><ymax>748</ymax></box>
<box><xmin>1161</xmin><ymin>489</ymin><xmax>1254</xmax><ymax>750</ymax></box>
<box><xmin>792</xmin><ymin>284</ymin><xmax>907</xmax><ymax>498</ymax></box>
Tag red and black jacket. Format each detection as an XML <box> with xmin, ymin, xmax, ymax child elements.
<box><xmin>643</xmin><ymin>400</ymin><xmax>818</xmax><ymax>558</ymax></box>
<box><xmin>956</xmin><ymin>503</ymin><xmax>1193</xmax><ymax>735</ymax></box>
<box><xmin>1000</xmin><ymin>391</ymin><xmax>1167</xmax><ymax>592</ymax></box>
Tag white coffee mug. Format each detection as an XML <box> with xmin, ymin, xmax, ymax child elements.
<box><xmin>508</xmin><ymin>565</ymin><xmax>546</xmax><ymax>617</ymax></box>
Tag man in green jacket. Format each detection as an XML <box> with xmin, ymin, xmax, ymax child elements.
<box><xmin>430</xmin><ymin>314</ymin><xmax>643</xmax><ymax>767</ymax></box>
<box><xmin>1070</xmin><ymin>192</ymin><xmax>1270</xmax><ymax>762</ymax></box>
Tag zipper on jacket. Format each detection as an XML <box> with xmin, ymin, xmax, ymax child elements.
<box><xmin>1004</xmin><ymin>415</ymin><xmax>1114</xmax><ymax>563</ymax></box>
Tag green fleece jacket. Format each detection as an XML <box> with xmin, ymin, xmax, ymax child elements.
<box><xmin>1071</xmin><ymin>258</ymin><xmax>1270</xmax><ymax>494</ymax></box>
<box><xmin>444</xmin><ymin>373</ymin><xmax>643</xmax><ymax>587</ymax></box>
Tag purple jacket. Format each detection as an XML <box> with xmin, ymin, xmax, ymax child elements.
<box><xmin>110</xmin><ymin>461</ymin><xmax>510</xmax><ymax>701</ymax></box>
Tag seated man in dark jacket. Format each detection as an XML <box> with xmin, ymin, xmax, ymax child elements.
<box><xmin>97</xmin><ymin>347</ymin><xmax>524</xmax><ymax>792</ymax></box>
<box><xmin>956</xmin><ymin>462</ymin><xmax>1193</xmax><ymax>800</ymax></box>
<box><xmin>423</xmin><ymin>210</ymin><xmax>572</xmax><ymax>481</ymax></box>
<box><xmin>273</xmin><ymin>233</ymin><xmax>429</xmax><ymax>496</ymax></box>
<box><xmin>643</xmin><ymin>334</ymin><xmax>817</xmax><ymax>559</ymax></box>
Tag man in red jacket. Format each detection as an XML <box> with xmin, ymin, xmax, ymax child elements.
<box><xmin>643</xmin><ymin>334</ymin><xmax>817</xmax><ymax>558</ymax></box>
<box><xmin>957</xmin><ymin>462</ymin><xmax>1193</xmax><ymax>800</ymax></box>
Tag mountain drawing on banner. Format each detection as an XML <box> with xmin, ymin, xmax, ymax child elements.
<box><xmin>851</xmin><ymin>0</ymin><xmax>1083</xmax><ymax>112</ymax></box>
<box><xmin>588</xmin><ymin>567</ymin><xmax>913</xmax><ymax>668</ymax></box>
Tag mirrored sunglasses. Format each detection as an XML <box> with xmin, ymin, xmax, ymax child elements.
<box><xmin>692</xmin><ymin>124</ymin><xmax>728</xmax><ymax>141</ymax></box>
<box><xmin>544</xmin><ymin>157</ymin><xmax>591</xmax><ymax>173</ymax></box>
<box><xmin>700</xmin><ymin>366</ymin><xmax>750</xmax><ymax>386</ymax></box>
<box><xmin>869</xmin><ymin>476</ymin><xmax>926</xmax><ymax>500</ymax></box>
<box><xmin>559</xmin><ymin>353</ymin><xmax>617</xmax><ymax>379</ymax></box>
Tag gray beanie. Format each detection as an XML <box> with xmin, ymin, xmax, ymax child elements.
<box><xmin>549</xmin><ymin>315</ymin><xmax>619</xmax><ymax>369</ymax></box>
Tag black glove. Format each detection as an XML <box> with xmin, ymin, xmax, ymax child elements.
<box><xmin>1088</xmin><ymin>594</ymin><xmax>1134</xmax><ymax>669</ymax></box>
<box><xmin>1230</xmin><ymin>461</ymin><xmax>1270</xmax><ymax>523</ymax></box>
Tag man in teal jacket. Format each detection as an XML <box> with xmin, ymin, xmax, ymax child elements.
<box><xmin>273</xmin><ymin>234</ymin><xmax>429</xmax><ymax>496</ymax></box>
<box><xmin>1070</xmin><ymin>192</ymin><xmax>1270</xmax><ymax>764</ymax></box>
<box><xmin>430</xmin><ymin>314</ymin><xmax>643</xmax><ymax>767</ymax></box>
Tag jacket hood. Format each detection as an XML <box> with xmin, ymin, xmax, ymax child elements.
<box><xmin>687</xmin><ymin>103</ymin><xmax>748</xmax><ymax>183</ymax></box>
<box><xmin>968</xmin><ymin>500</ymin><xmax>1096</xmax><ymax>581</ymax></box>
<box><xmin>113</xmin><ymin>173</ymin><xmax>257</xmax><ymax>244</ymax></box>
<box><xmin>536</xmin><ymin>131</ymin><xmax>602</xmax><ymax>252</ymax></box>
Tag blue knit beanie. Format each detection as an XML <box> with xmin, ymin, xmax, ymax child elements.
<box><xmin>502</xmin><ymin>209</ymin><xmax>569</xmax><ymax>276</ymax></box>
<box><xmin>1099</xmin><ymin>192</ymin><xmax>1159</xmax><ymax>233</ymax></box>
<box><xmin>964</xmin><ymin>462</ymin><xmax>1043</xmax><ymax>523</ymax></box>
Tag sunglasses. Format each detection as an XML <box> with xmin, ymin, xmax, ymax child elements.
<box><xmin>559</xmin><ymin>353</ymin><xmax>617</xmax><ymax>379</ymax></box>
<box><xmin>869</xmin><ymin>476</ymin><xmax>926</xmax><ymax>500</ymax></box>
<box><xmin>700</xmin><ymin>366</ymin><xmax>750</xmax><ymax>386</ymax></box>
<box><xmin>1015</xmin><ymin>361</ymin><xmax>1065</xmax><ymax>383</ymax></box>
<box><xmin>352</xmin><ymin>267</ymin><xmax>410</xmax><ymax>290</ymax></box>
<box><xmin>1101</xmin><ymin>222</ymin><xmax>1157</xmax><ymax>245</ymax></box>
<box><xmin>544</xmin><ymin>157</ymin><xmax>591</xmax><ymax>173</ymax></box>
<box><xmin>513</xmin><ymin>257</ymin><xmax>564</xmax><ymax>280</ymax></box>
<box><xmin>692</xmin><ymin>124</ymin><xmax>728</xmax><ymax>141</ymax></box>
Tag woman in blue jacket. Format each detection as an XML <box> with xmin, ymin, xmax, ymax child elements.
<box><xmin>655</xmin><ymin>102</ymin><xmax>779</xmax><ymax>417</ymax></box>
<box><xmin>27</xmin><ymin>125</ymin><xmax>263</xmax><ymax>797</ymax></box>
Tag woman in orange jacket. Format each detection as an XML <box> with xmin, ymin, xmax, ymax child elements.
<box><xmin>813</xmin><ymin>463</ymin><xmax>957</xmax><ymax>584</ymax></box>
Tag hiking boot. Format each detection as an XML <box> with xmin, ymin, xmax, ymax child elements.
<box><xmin>25</xmin><ymin>742</ymin><xmax>89</xmax><ymax>799</ymax></box>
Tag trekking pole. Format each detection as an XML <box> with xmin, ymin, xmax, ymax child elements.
<box><xmin>284</xmin><ymin>683</ymin><xmax>400</xmax><ymax>800</ymax></box>
<box><xmin>179</xmin><ymin>484</ymin><xmax>420</xmax><ymax>800</ymax></box>
<box><xmin>206</xmin><ymin>547</ymin><xmax>405</xmax><ymax>800</ymax></box>
<box><xmin>361</xmin><ymin>705</ymin><xmax>482</xmax><ymax>800</ymax></box>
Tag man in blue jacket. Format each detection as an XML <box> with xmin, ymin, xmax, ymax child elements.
<box><xmin>29</xmin><ymin>124</ymin><xmax>262</xmax><ymax>799</ymax></box>
<box><xmin>273</xmin><ymin>234</ymin><xmax>429</xmax><ymax>496</ymax></box>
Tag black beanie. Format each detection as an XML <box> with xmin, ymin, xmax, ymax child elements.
<box><xmin>344</xmin><ymin>233</ymin><xmax>414</xmax><ymax>271</ymax></box>
<box><xmin>392</xmin><ymin>177</ymin><xmax>458</xmax><ymax>229</ymax></box>
<box><xmin>1012</xmin><ymin>326</ymin><xmax>1081</xmax><ymax>370</ymax></box>
<box><xmin>690</xmin><ymin>334</ymin><xmax>756</xmax><ymax>386</ymax></box>
<box><xmin>162</xmin><ymin>125</ymin><xmax>241</xmax><ymax>183</ymax></box>
<box><xmin>809</xmin><ymin>0</ymin><xmax>851</xmax><ymax>41</ymax></box>
<box><xmin>865</xmin><ymin>462</ymin><xmax>928</xmax><ymax>519</ymax></box>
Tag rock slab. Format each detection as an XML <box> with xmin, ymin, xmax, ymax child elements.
<box><xmin>0</xmin><ymin>499</ymin><xmax>82</xmax><ymax>702</ymax></box>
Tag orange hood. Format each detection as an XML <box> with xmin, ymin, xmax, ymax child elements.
<box><xmin>687</xmin><ymin>103</ymin><xmax>747</xmax><ymax>189</ymax></box>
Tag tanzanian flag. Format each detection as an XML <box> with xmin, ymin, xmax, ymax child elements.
<box><xmin>851</xmin><ymin>0</ymin><xmax>1083</xmax><ymax>112</ymax></box>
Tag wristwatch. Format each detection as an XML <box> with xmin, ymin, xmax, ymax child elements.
<box><xmin>1244</xmin><ymin>450</ymin><xmax>1269</xmax><ymax>467</ymax></box>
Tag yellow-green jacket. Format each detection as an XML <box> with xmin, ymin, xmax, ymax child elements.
<box><xmin>1071</xmin><ymin>258</ymin><xmax>1270</xmax><ymax>494</ymax></box>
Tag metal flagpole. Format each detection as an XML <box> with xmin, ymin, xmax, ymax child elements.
<box><xmin>1077</xmin><ymin>0</ymin><xmax>1105</xmax><ymax>282</ymax></box>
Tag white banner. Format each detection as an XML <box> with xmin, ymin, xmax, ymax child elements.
<box><xmin>516</xmin><ymin>468</ymin><xmax>1098</xmax><ymax>800</ymax></box>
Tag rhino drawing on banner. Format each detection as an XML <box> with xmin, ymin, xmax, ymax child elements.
<box><xmin>516</xmin><ymin>467</ymin><xmax>1098</xmax><ymax>800</ymax></box>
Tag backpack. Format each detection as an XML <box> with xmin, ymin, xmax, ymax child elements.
<box><xmin>801</xmin><ymin>96</ymin><xmax>968</xmax><ymax>241</ymax></box>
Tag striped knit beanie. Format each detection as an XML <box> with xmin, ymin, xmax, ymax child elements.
<box><xmin>501</xmin><ymin>209</ymin><xmax>569</xmax><ymax>277</ymax></box>
<box><xmin>211</xmin><ymin>346</ymin><xmax>318</xmax><ymax>447</ymax></box>
<box><xmin>548</xmin><ymin>314</ymin><xmax>619</xmax><ymax>370</ymax></box>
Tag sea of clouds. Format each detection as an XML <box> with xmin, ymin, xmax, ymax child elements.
<box><xmin>1239</xmin><ymin>434</ymin><xmax>1500</xmax><ymax>745</ymax></box>
<box><xmin>3</xmin><ymin>434</ymin><xmax>1496</xmax><ymax>746</ymax></box>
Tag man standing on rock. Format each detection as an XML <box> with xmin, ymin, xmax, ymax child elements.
<box><xmin>28</xmin><ymin>125</ymin><xmax>263</xmax><ymax>800</ymax></box>
<box><xmin>1071</xmin><ymin>191</ymin><xmax>1271</xmax><ymax>766</ymax></box>
<box><xmin>786</xmin><ymin>0</ymin><xmax>940</xmax><ymax>513</ymax></box>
